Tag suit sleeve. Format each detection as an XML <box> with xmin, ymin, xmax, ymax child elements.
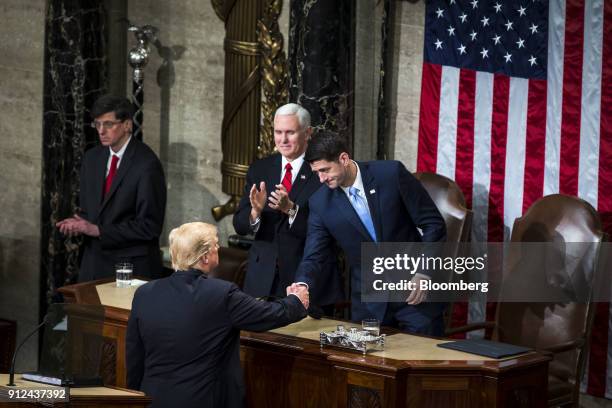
<box><xmin>226</xmin><ymin>284</ymin><xmax>307</xmax><ymax>331</ymax></box>
<box><xmin>126</xmin><ymin>289</ymin><xmax>145</xmax><ymax>390</ymax></box>
<box><xmin>99</xmin><ymin>159</ymin><xmax>167</xmax><ymax>249</ymax></box>
<box><xmin>294</xmin><ymin>207</ymin><xmax>334</xmax><ymax>292</ymax></box>
<box><xmin>233</xmin><ymin>164</ymin><xmax>258</xmax><ymax>235</ymax></box>
<box><xmin>78</xmin><ymin>155</ymin><xmax>90</xmax><ymax>220</ymax></box>
<box><xmin>396</xmin><ymin>162</ymin><xmax>446</xmax><ymax>242</ymax></box>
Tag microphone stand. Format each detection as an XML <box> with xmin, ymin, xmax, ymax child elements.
<box><xmin>7</xmin><ymin>316</ymin><xmax>47</xmax><ymax>386</ymax></box>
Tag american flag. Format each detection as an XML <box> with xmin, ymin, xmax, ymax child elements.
<box><xmin>417</xmin><ymin>0</ymin><xmax>611</xmax><ymax>398</ymax></box>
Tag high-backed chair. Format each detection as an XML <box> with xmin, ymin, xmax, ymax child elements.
<box><xmin>209</xmin><ymin>246</ymin><xmax>248</xmax><ymax>289</ymax></box>
<box><xmin>414</xmin><ymin>172</ymin><xmax>473</xmax><ymax>331</ymax></box>
<box><xmin>414</xmin><ymin>172</ymin><xmax>472</xmax><ymax>245</ymax></box>
<box><xmin>448</xmin><ymin>194</ymin><xmax>605</xmax><ymax>407</ymax></box>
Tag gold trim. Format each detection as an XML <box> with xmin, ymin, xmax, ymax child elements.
<box><xmin>224</xmin><ymin>38</ymin><xmax>260</xmax><ymax>56</ymax></box>
<box><xmin>221</xmin><ymin>161</ymin><xmax>250</xmax><ymax>178</ymax></box>
<box><xmin>257</xmin><ymin>0</ymin><xmax>289</xmax><ymax>158</ymax></box>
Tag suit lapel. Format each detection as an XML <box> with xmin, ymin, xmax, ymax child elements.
<box><xmin>266</xmin><ymin>154</ymin><xmax>282</xmax><ymax>192</ymax></box>
<box><xmin>288</xmin><ymin>160</ymin><xmax>313</xmax><ymax>200</ymax></box>
<box><xmin>358</xmin><ymin>162</ymin><xmax>383</xmax><ymax>241</ymax></box>
<box><xmin>99</xmin><ymin>139</ymin><xmax>137</xmax><ymax>214</ymax></box>
<box><xmin>92</xmin><ymin>147</ymin><xmax>110</xmax><ymax>218</ymax></box>
<box><xmin>332</xmin><ymin>188</ymin><xmax>373</xmax><ymax>241</ymax></box>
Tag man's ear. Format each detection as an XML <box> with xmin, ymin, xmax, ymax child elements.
<box><xmin>305</xmin><ymin>126</ymin><xmax>313</xmax><ymax>140</ymax></box>
<box><xmin>339</xmin><ymin>152</ymin><xmax>350</xmax><ymax>166</ymax></box>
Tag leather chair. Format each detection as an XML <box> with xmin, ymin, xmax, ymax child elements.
<box><xmin>414</xmin><ymin>172</ymin><xmax>472</xmax><ymax>245</ymax></box>
<box><xmin>414</xmin><ymin>172</ymin><xmax>473</xmax><ymax>331</ymax></box>
<box><xmin>209</xmin><ymin>246</ymin><xmax>248</xmax><ymax>289</ymax></box>
<box><xmin>447</xmin><ymin>194</ymin><xmax>605</xmax><ymax>407</ymax></box>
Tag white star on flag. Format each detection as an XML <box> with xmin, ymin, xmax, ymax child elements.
<box><xmin>528</xmin><ymin>55</ymin><xmax>537</xmax><ymax>65</ymax></box>
<box><xmin>516</xmin><ymin>38</ymin><xmax>525</xmax><ymax>48</ymax></box>
<box><xmin>529</xmin><ymin>23</ymin><xmax>539</xmax><ymax>34</ymax></box>
<box><xmin>459</xmin><ymin>13</ymin><xmax>468</xmax><ymax>23</ymax></box>
<box><xmin>447</xmin><ymin>26</ymin><xmax>456</xmax><ymax>36</ymax></box>
<box><xmin>492</xmin><ymin>34</ymin><xmax>501</xmax><ymax>44</ymax></box>
<box><xmin>436</xmin><ymin>8</ymin><xmax>444</xmax><ymax>18</ymax></box>
<box><xmin>494</xmin><ymin>2</ymin><xmax>502</xmax><ymax>13</ymax></box>
<box><xmin>505</xmin><ymin>20</ymin><xmax>514</xmax><ymax>31</ymax></box>
<box><xmin>517</xmin><ymin>5</ymin><xmax>527</xmax><ymax>17</ymax></box>
<box><xmin>503</xmin><ymin>52</ymin><xmax>512</xmax><ymax>62</ymax></box>
<box><xmin>457</xmin><ymin>44</ymin><xmax>467</xmax><ymax>55</ymax></box>
<box><xmin>470</xmin><ymin>31</ymin><xmax>478</xmax><ymax>41</ymax></box>
<box><xmin>435</xmin><ymin>38</ymin><xmax>443</xmax><ymax>49</ymax></box>
<box><xmin>481</xmin><ymin>16</ymin><xmax>490</xmax><ymax>27</ymax></box>
<box><xmin>480</xmin><ymin>48</ymin><xmax>489</xmax><ymax>59</ymax></box>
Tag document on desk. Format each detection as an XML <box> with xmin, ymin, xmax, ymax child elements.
<box><xmin>437</xmin><ymin>339</ymin><xmax>532</xmax><ymax>359</ymax></box>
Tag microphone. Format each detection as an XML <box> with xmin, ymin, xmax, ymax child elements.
<box><xmin>7</xmin><ymin>314</ymin><xmax>47</xmax><ymax>386</ymax></box>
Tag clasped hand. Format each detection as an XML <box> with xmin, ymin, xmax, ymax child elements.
<box><xmin>286</xmin><ymin>283</ymin><xmax>309</xmax><ymax>309</ymax></box>
<box><xmin>56</xmin><ymin>214</ymin><xmax>100</xmax><ymax>237</ymax></box>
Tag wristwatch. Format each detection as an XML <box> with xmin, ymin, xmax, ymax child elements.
<box><xmin>287</xmin><ymin>203</ymin><xmax>297</xmax><ymax>218</ymax></box>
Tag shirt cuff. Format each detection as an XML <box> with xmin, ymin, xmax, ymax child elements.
<box><xmin>288</xmin><ymin>204</ymin><xmax>300</xmax><ymax>226</ymax></box>
<box><xmin>295</xmin><ymin>282</ymin><xmax>309</xmax><ymax>289</ymax></box>
<box><xmin>249</xmin><ymin>216</ymin><xmax>261</xmax><ymax>233</ymax></box>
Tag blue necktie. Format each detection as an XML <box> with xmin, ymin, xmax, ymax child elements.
<box><xmin>348</xmin><ymin>186</ymin><xmax>377</xmax><ymax>241</ymax></box>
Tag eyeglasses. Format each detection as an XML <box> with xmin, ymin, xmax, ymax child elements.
<box><xmin>90</xmin><ymin>120</ymin><xmax>124</xmax><ymax>130</ymax></box>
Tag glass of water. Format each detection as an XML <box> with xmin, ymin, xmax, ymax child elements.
<box><xmin>115</xmin><ymin>262</ymin><xmax>133</xmax><ymax>288</ymax></box>
<box><xmin>362</xmin><ymin>319</ymin><xmax>380</xmax><ymax>336</ymax></box>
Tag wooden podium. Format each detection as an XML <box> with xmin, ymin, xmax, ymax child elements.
<box><xmin>59</xmin><ymin>280</ymin><xmax>550</xmax><ymax>408</ymax></box>
<box><xmin>0</xmin><ymin>374</ymin><xmax>151</xmax><ymax>407</ymax></box>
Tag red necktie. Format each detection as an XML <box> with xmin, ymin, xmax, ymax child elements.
<box><xmin>104</xmin><ymin>155</ymin><xmax>119</xmax><ymax>196</ymax></box>
<box><xmin>281</xmin><ymin>162</ymin><xmax>293</xmax><ymax>193</ymax></box>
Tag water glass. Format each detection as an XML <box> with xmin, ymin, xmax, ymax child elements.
<box><xmin>362</xmin><ymin>319</ymin><xmax>380</xmax><ymax>336</ymax></box>
<box><xmin>115</xmin><ymin>262</ymin><xmax>133</xmax><ymax>288</ymax></box>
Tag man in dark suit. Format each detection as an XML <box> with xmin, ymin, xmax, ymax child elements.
<box><xmin>295</xmin><ymin>132</ymin><xmax>447</xmax><ymax>335</ymax></box>
<box><xmin>57</xmin><ymin>95</ymin><xmax>167</xmax><ymax>281</ymax></box>
<box><xmin>233</xmin><ymin>104</ymin><xmax>340</xmax><ymax>307</ymax></box>
<box><xmin>126</xmin><ymin>222</ymin><xmax>308</xmax><ymax>408</ymax></box>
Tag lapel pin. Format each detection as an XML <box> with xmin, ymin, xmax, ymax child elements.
<box><xmin>301</xmin><ymin>175</ymin><xmax>306</xmax><ymax>179</ymax></box>
<box><xmin>370</xmin><ymin>189</ymin><xmax>376</xmax><ymax>194</ymax></box>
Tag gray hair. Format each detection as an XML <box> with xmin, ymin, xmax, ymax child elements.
<box><xmin>274</xmin><ymin>103</ymin><xmax>311</xmax><ymax>129</ymax></box>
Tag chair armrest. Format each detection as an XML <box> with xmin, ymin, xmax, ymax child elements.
<box><xmin>445</xmin><ymin>321</ymin><xmax>496</xmax><ymax>337</ymax></box>
<box><xmin>539</xmin><ymin>338</ymin><xmax>585</xmax><ymax>355</ymax></box>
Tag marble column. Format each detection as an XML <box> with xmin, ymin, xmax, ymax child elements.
<box><xmin>288</xmin><ymin>0</ymin><xmax>355</xmax><ymax>144</ymax></box>
<box><xmin>40</xmin><ymin>0</ymin><xmax>107</xmax><ymax>308</ymax></box>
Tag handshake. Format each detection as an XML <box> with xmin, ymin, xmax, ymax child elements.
<box><xmin>286</xmin><ymin>283</ymin><xmax>309</xmax><ymax>309</ymax></box>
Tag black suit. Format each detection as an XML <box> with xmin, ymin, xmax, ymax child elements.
<box><xmin>126</xmin><ymin>270</ymin><xmax>307</xmax><ymax>408</ymax></box>
<box><xmin>233</xmin><ymin>153</ymin><xmax>340</xmax><ymax>304</ymax></box>
<box><xmin>78</xmin><ymin>138</ymin><xmax>166</xmax><ymax>281</ymax></box>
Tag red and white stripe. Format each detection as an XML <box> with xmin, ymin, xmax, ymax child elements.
<box><xmin>417</xmin><ymin>0</ymin><xmax>612</xmax><ymax>398</ymax></box>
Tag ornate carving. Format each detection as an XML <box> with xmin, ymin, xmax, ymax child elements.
<box><xmin>257</xmin><ymin>0</ymin><xmax>289</xmax><ymax>158</ymax></box>
<box><xmin>101</xmin><ymin>338</ymin><xmax>117</xmax><ymax>385</ymax></box>
<box><xmin>348</xmin><ymin>385</ymin><xmax>382</xmax><ymax>408</ymax></box>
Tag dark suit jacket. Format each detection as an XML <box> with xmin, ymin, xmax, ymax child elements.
<box><xmin>295</xmin><ymin>160</ymin><xmax>446</xmax><ymax>320</ymax></box>
<box><xmin>78</xmin><ymin>138</ymin><xmax>167</xmax><ymax>281</ymax></box>
<box><xmin>126</xmin><ymin>270</ymin><xmax>307</xmax><ymax>408</ymax></box>
<box><xmin>233</xmin><ymin>154</ymin><xmax>340</xmax><ymax>304</ymax></box>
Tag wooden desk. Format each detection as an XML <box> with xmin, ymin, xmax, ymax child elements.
<box><xmin>0</xmin><ymin>374</ymin><xmax>150</xmax><ymax>407</ymax></box>
<box><xmin>59</xmin><ymin>280</ymin><xmax>550</xmax><ymax>407</ymax></box>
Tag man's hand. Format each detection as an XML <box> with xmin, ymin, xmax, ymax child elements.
<box><xmin>286</xmin><ymin>283</ymin><xmax>309</xmax><ymax>309</ymax></box>
<box><xmin>249</xmin><ymin>181</ymin><xmax>267</xmax><ymax>222</ymax></box>
<box><xmin>56</xmin><ymin>215</ymin><xmax>100</xmax><ymax>238</ymax></box>
<box><xmin>269</xmin><ymin>184</ymin><xmax>294</xmax><ymax>214</ymax></box>
<box><xmin>406</xmin><ymin>273</ymin><xmax>429</xmax><ymax>305</ymax></box>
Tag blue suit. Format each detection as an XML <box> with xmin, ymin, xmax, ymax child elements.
<box><xmin>295</xmin><ymin>160</ymin><xmax>447</xmax><ymax>334</ymax></box>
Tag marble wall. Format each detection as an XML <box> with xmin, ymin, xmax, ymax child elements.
<box><xmin>125</xmin><ymin>1</ymin><xmax>288</xmax><ymax>245</ymax></box>
<box><xmin>0</xmin><ymin>0</ymin><xmax>45</xmax><ymax>371</ymax></box>
<box><xmin>388</xmin><ymin>1</ymin><xmax>426</xmax><ymax>171</ymax></box>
